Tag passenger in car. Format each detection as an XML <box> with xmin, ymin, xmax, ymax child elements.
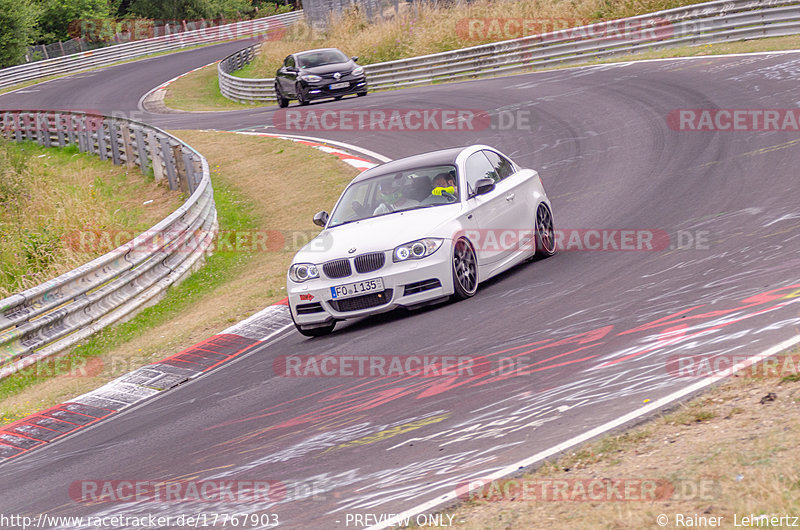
<box><xmin>431</xmin><ymin>173</ymin><xmax>457</xmax><ymax>198</ymax></box>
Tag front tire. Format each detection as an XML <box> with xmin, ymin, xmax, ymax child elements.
<box><xmin>275</xmin><ymin>84</ymin><xmax>289</xmax><ymax>108</ymax></box>
<box><xmin>534</xmin><ymin>203</ymin><xmax>556</xmax><ymax>258</ymax></box>
<box><xmin>357</xmin><ymin>91</ymin><xmax>368</xmax><ymax>97</ymax></box>
<box><xmin>451</xmin><ymin>238</ymin><xmax>478</xmax><ymax>300</ymax></box>
<box><xmin>296</xmin><ymin>84</ymin><xmax>310</xmax><ymax>106</ymax></box>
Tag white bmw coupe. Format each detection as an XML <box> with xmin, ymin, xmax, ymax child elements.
<box><xmin>287</xmin><ymin>145</ymin><xmax>556</xmax><ymax>336</ymax></box>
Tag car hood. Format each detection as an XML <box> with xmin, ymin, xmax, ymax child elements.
<box><xmin>294</xmin><ymin>204</ymin><xmax>463</xmax><ymax>264</ymax></box>
<box><xmin>300</xmin><ymin>61</ymin><xmax>356</xmax><ymax>75</ymax></box>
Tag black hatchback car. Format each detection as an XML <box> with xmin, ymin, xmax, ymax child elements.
<box><xmin>274</xmin><ymin>48</ymin><xmax>368</xmax><ymax>107</ymax></box>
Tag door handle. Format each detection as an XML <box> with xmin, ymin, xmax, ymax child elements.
<box><xmin>506</xmin><ymin>193</ymin><xmax>515</xmax><ymax>201</ymax></box>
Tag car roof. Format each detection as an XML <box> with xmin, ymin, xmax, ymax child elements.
<box><xmin>352</xmin><ymin>146</ymin><xmax>466</xmax><ymax>183</ymax></box>
<box><xmin>295</xmin><ymin>48</ymin><xmax>344</xmax><ymax>57</ymax></box>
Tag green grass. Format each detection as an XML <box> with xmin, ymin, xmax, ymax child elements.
<box><xmin>231</xmin><ymin>60</ymin><xmax>261</xmax><ymax>79</ymax></box>
<box><xmin>0</xmin><ymin>139</ymin><xmax>181</xmax><ymax>296</ymax></box>
<box><xmin>162</xmin><ymin>61</ymin><xmax>269</xmax><ymax>111</ymax></box>
<box><xmin>0</xmin><ymin>179</ymin><xmax>257</xmax><ymax>409</ymax></box>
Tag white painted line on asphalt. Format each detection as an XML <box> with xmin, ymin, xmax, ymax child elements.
<box><xmin>368</xmin><ymin>332</ymin><xmax>800</xmax><ymax>529</ymax></box>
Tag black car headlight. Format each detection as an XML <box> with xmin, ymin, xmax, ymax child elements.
<box><xmin>300</xmin><ymin>74</ymin><xmax>322</xmax><ymax>83</ymax></box>
<box><xmin>352</xmin><ymin>66</ymin><xmax>364</xmax><ymax>77</ymax></box>
<box><xmin>393</xmin><ymin>238</ymin><xmax>443</xmax><ymax>262</ymax></box>
<box><xmin>289</xmin><ymin>263</ymin><xmax>320</xmax><ymax>282</ymax></box>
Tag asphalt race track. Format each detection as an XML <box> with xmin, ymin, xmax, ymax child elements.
<box><xmin>2</xmin><ymin>40</ymin><xmax>800</xmax><ymax>528</ymax></box>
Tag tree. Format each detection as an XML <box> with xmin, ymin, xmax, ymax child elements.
<box><xmin>36</xmin><ymin>0</ymin><xmax>111</xmax><ymax>42</ymax></box>
<box><xmin>128</xmin><ymin>0</ymin><xmax>252</xmax><ymax>20</ymax></box>
<box><xmin>0</xmin><ymin>0</ymin><xmax>38</xmax><ymax>67</ymax></box>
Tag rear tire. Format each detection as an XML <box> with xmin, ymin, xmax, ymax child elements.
<box><xmin>534</xmin><ymin>203</ymin><xmax>556</xmax><ymax>258</ymax></box>
<box><xmin>451</xmin><ymin>238</ymin><xmax>478</xmax><ymax>300</ymax></box>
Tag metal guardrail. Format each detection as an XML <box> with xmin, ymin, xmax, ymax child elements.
<box><xmin>218</xmin><ymin>0</ymin><xmax>800</xmax><ymax>103</ymax></box>
<box><xmin>0</xmin><ymin>11</ymin><xmax>304</xmax><ymax>91</ymax></box>
<box><xmin>0</xmin><ymin>110</ymin><xmax>218</xmax><ymax>379</ymax></box>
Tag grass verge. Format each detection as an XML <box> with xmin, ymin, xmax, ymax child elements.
<box><xmin>162</xmin><ymin>62</ymin><xmax>264</xmax><ymax>112</ymax></box>
<box><xmin>0</xmin><ymin>131</ymin><xmax>358</xmax><ymax>425</ymax></box>
<box><xmin>436</xmin><ymin>349</ymin><xmax>800</xmax><ymax>529</ymax></box>
<box><xmin>0</xmin><ymin>139</ymin><xmax>182</xmax><ymax>297</ymax></box>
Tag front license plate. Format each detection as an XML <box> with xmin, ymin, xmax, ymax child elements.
<box><xmin>331</xmin><ymin>278</ymin><xmax>384</xmax><ymax>299</ymax></box>
<box><xmin>329</xmin><ymin>82</ymin><xmax>349</xmax><ymax>89</ymax></box>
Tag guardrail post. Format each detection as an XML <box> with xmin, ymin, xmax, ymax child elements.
<box><xmin>109</xmin><ymin>121</ymin><xmax>121</xmax><ymax>165</ymax></box>
<box><xmin>133</xmin><ymin>127</ymin><xmax>150</xmax><ymax>175</ymax></box>
<box><xmin>14</xmin><ymin>113</ymin><xmax>23</xmax><ymax>142</ymax></box>
<box><xmin>181</xmin><ymin>149</ymin><xmax>197</xmax><ymax>193</ymax></box>
<box><xmin>97</xmin><ymin>118</ymin><xmax>108</xmax><ymax>161</ymax></box>
<box><xmin>37</xmin><ymin>113</ymin><xmax>51</xmax><ymax>147</ymax></box>
<box><xmin>192</xmin><ymin>157</ymin><xmax>203</xmax><ymax>189</ymax></box>
<box><xmin>20</xmin><ymin>112</ymin><xmax>31</xmax><ymax>142</ymax></box>
<box><xmin>77</xmin><ymin>115</ymin><xmax>90</xmax><ymax>153</ymax></box>
<box><xmin>0</xmin><ymin>112</ymin><xmax>12</xmax><ymax>140</ymax></box>
<box><xmin>55</xmin><ymin>113</ymin><xmax>65</xmax><ymax>146</ymax></box>
<box><xmin>66</xmin><ymin>114</ymin><xmax>76</xmax><ymax>145</ymax></box>
<box><xmin>122</xmin><ymin>125</ymin><xmax>137</xmax><ymax>169</ymax></box>
<box><xmin>147</xmin><ymin>131</ymin><xmax>165</xmax><ymax>183</ymax></box>
<box><xmin>172</xmin><ymin>144</ymin><xmax>189</xmax><ymax>193</ymax></box>
<box><xmin>161</xmin><ymin>137</ymin><xmax>179</xmax><ymax>190</ymax></box>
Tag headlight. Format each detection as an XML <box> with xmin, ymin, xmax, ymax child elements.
<box><xmin>289</xmin><ymin>263</ymin><xmax>319</xmax><ymax>282</ymax></box>
<box><xmin>301</xmin><ymin>74</ymin><xmax>322</xmax><ymax>82</ymax></box>
<box><xmin>393</xmin><ymin>238</ymin><xmax>443</xmax><ymax>262</ymax></box>
<box><xmin>352</xmin><ymin>66</ymin><xmax>364</xmax><ymax>76</ymax></box>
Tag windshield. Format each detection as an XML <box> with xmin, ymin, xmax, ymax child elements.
<box><xmin>328</xmin><ymin>165</ymin><xmax>459</xmax><ymax>228</ymax></box>
<box><xmin>297</xmin><ymin>50</ymin><xmax>349</xmax><ymax>68</ymax></box>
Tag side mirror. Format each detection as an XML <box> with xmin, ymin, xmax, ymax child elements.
<box><xmin>313</xmin><ymin>211</ymin><xmax>329</xmax><ymax>227</ymax></box>
<box><xmin>473</xmin><ymin>178</ymin><xmax>495</xmax><ymax>196</ymax></box>
<box><xmin>351</xmin><ymin>56</ymin><xmax>359</xmax><ymax>63</ymax></box>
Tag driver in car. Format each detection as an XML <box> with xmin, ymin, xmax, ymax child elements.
<box><xmin>373</xmin><ymin>179</ymin><xmax>420</xmax><ymax>215</ymax></box>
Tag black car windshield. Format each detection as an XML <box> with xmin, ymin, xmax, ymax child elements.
<box><xmin>327</xmin><ymin>165</ymin><xmax>459</xmax><ymax>228</ymax></box>
<box><xmin>297</xmin><ymin>50</ymin><xmax>349</xmax><ymax>68</ymax></box>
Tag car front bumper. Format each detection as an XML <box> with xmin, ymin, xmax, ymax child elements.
<box><xmin>304</xmin><ymin>77</ymin><xmax>367</xmax><ymax>99</ymax></box>
<box><xmin>288</xmin><ymin>245</ymin><xmax>454</xmax><ymax>326</ymax></box>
